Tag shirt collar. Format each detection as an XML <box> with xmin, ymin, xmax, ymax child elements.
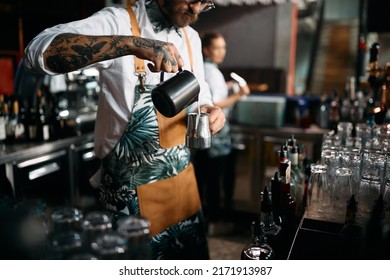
<box><xmin>145</xmin><ymin>0</ymin><xmax>182</xmax><ymax>36</ymax></box>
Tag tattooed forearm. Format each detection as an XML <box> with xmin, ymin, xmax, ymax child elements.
<box><xmin>43</xmin><ymin>33</ymin><xmax>181</xmax><ymax>73</ymax></box>
<box><xmin>44</xmin><ymin>34</ymin><xmax>133</xmax><ymax>73</ymax></box>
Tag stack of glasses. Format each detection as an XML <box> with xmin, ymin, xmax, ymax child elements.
<box><xmin>306</xmin><ymin>121</ymin><xmax>390</xmax><ymax>225</ymax></box>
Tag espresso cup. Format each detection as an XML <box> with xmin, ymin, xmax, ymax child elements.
<box><xmin>152</xmin><ymin>70</ymin><xmax>200</xmax><ymax>118</ymax></box>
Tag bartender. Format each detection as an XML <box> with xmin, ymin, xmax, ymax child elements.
<box><xmin>24</xmin><ymin>0</ymin><xmax>225</xmax><ymax>259</ymax></box>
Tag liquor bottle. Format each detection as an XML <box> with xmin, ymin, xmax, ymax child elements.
<box><xmin>12</xmin><ymin>100</ymin><xmax>27</xmax><ymax>143</ymax></box>
<box><xmin>355</xmin><ymin>90</ymin><xmax>367</xmax><ymax>123</ymax></box>
<box><xmin>374</xmin><ymin>82</ymin><xmax>388</xmax><ymax>125</ymax></box>
<box><xmin>3</xmin><ymin>101</ymin><xmax>13</xmax><ymax>144</ymax></box>
<box><xmin>27</xmin><ymin>101</ymin><xmax>38</xmax><ymax>142</ymax></box>
<box><xmin>240</xmin><ymin>218</ymin><xmax>274</xmax><ymax>260</ymax></box>
<box><xmin>36</xmin><ymin>89</ymin><xmax>51</xmax><ymax>142</ymax></box>
<box><xmin>328</xmin><ymin>89</ymin><xmax>340</xmax><ymax>132</ymax></box>
<box><xmin>0</xmin><ymin>95</ymin><xmax>7</xmax><ymax>149</ymax></box>
<box><xmin>319</xmin><ymin>92</ymin><xmax>330</xmax><ymax>129</ymax></box>
<box><xmin>275</xmin><ymin>162</ymin><xmax>297</xmax><ymax>260</ymax></box>
<box><xmin>366</xmin><ymin>98</ymin><xmax>376</xmax><ymax>127</ymax></box>
<box><xmin>367</xmin><ymin>43</ymin><xmax>382</xmax><ymax>100</ymax></box>
<box><xmin>260</xmin><ymin>186</ymin><xmax>281</xmax><ymax>242</ymax></box>
<box><xmin>278</xmin><ymin>145</ymin><xmax>290</xmax><ymax>183</ymax></box>
<box><xmin>279</xmin><ymin>162</ymin><xmax>297</xmax><ymax>228</ymax></box>
<box><xmin>340</xmin><ymin>79</ymin><xmax>352</xmax><ymax>122</ymax></box>
<box><xmin>270</xmin><ymin>171</ymin><xmax>283</xmax><ymax>227</ymax></box>
<box><xmin>290</xmin><ymin>145</ymin><xmax>305</xmax><ymax>218</ymax></box>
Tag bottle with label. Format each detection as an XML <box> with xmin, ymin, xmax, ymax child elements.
<box><xmin>240</xmin><ymin>218</ymin><xmax>274</xmax><ymax>260</ymax></box>
<box><xmin>12</xmin><ymin>100</ymin><xmax>27</xmax><ymax>143</ymax></box>
<box><xmin>280</xmin><ymin>162</ymin><xmax>297</xmax><ymax>227</ymax></box>
<box><xmin>36</xmin><ymin>89</ymin><xmax>51</xmax><ymax>142</ymax></box>
<box><xmin>277</xmin><ymin>162</ymin><xmax>297</xmax><ymax>259</ymax></box>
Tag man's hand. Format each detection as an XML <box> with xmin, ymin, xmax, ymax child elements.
<box><xmin>200</xmin><ymin>105</ymin><xmax>226</xmax><ymax>134</ymax></box>
<box><xmin>132</xmin><ymin>38</ymin><xmax>185</xmax><ymax>73</ymax></box>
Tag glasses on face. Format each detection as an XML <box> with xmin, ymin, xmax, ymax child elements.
<box><xmin>184</xmin><ymin>0</ymin><xmax>215</xmax><ymax>13</ymax></box>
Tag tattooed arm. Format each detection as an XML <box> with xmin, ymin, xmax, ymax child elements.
<box><xmin>43</xmin><ymin>33</ymin><xmax>185</xmax><ymax>73</ymax></box>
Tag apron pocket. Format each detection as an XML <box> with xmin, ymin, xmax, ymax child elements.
<box><xmin>136</xmin><ymin>163</ymin><xmax>201</xmax><ymax>237</ymax></box>
<box><xmin>156</xmin><ymin>110</ymin><xmax>186</xmax><ymax>149</ymax></box>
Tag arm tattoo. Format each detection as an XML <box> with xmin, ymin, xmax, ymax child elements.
<box><xmin>133</xmin><ymin>37</ymin><xmax>177</xmax><ymax>67</ymax></box>
<box><xmin>45</xmin><ymin>34</ymin><xmax>131</xmax><ymax>73</ymax></box>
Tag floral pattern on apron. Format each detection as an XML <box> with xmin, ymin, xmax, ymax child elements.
<box><xmin>98</xmin><ymin>84</ymin><xmax>209</xmax><ymax>260</ymax></box>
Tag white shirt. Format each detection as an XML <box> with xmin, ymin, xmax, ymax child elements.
<box><xmin>204</xmin><ymin>60</ymin><xmax>229</xmax><ymax>105</ymax></box>
<box><xmin>24</xmin><ymin>2</ymin><xmax>212</xmax><ymax>159</ymax></box>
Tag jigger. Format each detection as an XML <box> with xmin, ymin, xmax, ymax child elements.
<box><xmin>186</xmin><ymin>113</ymin><xmax>211</xmax><ymax>149</ymax></box>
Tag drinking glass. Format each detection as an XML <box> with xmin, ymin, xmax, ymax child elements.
<box><xmin>306</xmin><ymin>164</ymin><xmax>332</xmax><ymax>220</ymax></box>
<box><xmin>91</xmin><ymin>232</ymin><xmax>129</xmax><ymax>260</ymax></box>
<box><xmin>333</xmin><ymin>167</ymin><xmax>353</xmax><ymax>223</ymax></box>
<box><xmin>355</xmin><ymin>123</ymin><xmax>372</xmax><ymax>147</ymax></box>
<box><xmin>50</xmin><ymin>207</ymin><xmax>83</xmax><ymax>233</ymax></box>
<box><xmin>81</xmin><ymin>211</ymin><xmax>113</xmax><ymax>252</ymax></box>
<box><xmin>345</xmin><ymin>136</ymin><xmax>362</xmax><ymax>151</ymax></box>
<box><xmin>361</xmin><ymin>149</ymin><xmax>386</xmax><ymax>184</ymax></box>
<box><xmin>340</xmin><ymin>149</ymin><xmax>362</xmax><ymax>200</ymax></box>
<box><xmin>321</xmin><ymin>148</ymin><xmax>340</xmax><ymax>189</ymax></box>
<box><xmin>116</xmin><ymin>215</ymin><xmax>151</xmax><ymax>259</ymax></box>
<box><xmin>47</xmin><ymin>231</ymin><xmax>83</xmax><ymax>259</ymax></box>
<box><xmin>337</xmin><ymin>122</ymin><xmax>353</xmax><ymax>145</ymax></box>
<box><xmin>359</xmin><ymin>179</ymin><xmax>382</xmax><ymax>223</ymax></box>
<box><xmin>322</xmin><ymin>131</ymin><xmax>341</xmax><ymax>151</ymax></box>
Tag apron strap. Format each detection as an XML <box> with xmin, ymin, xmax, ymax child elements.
<box><xmin>127</xmin><ymin>6</ymin><xmax>146</xmax><ymax>74</ymax></box>
<box><xmin>126</xmin><ymin>6</ymin><xmax>194</xmax><ymax>75</ymax></box>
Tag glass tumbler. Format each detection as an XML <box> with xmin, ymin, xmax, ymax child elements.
<box><xmin>333</xmin><ymin>167</ymin><xmax>353</xmax><ymax>223</ymax></box>
<box><xmin>91</xmin><ymin>232</ymin><xmax>129</xmax><ymax>260</ymax></box>
<box><xmin>47</xmin><ymin>231</ymin><xmax>83</xmax><ymax>260</ymax></box>
<box><xmin>50</xmin><ymin>207</ymin><xmax>84</xmax><ymax>234</ymax></box>
<box><xmin>81</xmin><ymin>211</ymin><xmax>113</xmax><ymax>252</ymax></box>
<box><xmin>116</xmin><ymin>215</ymin><xmax>151</xmax><ymax>259</ymax></box>
<box><xmin>321</xmin><ymin>148</ymin><xmax>340</xmax><ymax>189</ymax></box>
<box><xmin>340</xmin><ymin>149</ymin><xmax>362</xmax><ymax>200</ymax></box>
<box><xmin>345</xmin><ymin>137</ymin><xmax>362</xmax><ymax>152</ymax></box>
<box><xmin>355</xmin><ymin>123</ymin><xmax>372</xmax><ymax>148</ymax></box>
<box><xmin>337</xmin><ymin>122</ymin><xmax>353</xmax><ymax>146</ymax></box>
<box><xmin>361</xmin><ymin>149</ymin><xmax>386</xmax><ymax>184</ymax></box>
<box><xmin>306</xmin><ymin>164</ymin><xmax>332</xmax><ymax>220</ymax></box>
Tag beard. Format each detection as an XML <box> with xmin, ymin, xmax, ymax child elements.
<box><xmin>162</xmin><ymin>0</ymin><xmax>199</xmax><ymax>28</ymax></box>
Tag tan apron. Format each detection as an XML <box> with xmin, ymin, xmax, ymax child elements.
<box><xmin>123</xmin><ymin>7</ymin><xmax>201</xmax><ymax>237</ymax></box>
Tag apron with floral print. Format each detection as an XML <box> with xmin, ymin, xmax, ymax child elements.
<box><xmin>98</xmin><ymin>83</ymin><xmax>209</xmax><ymax>260</ymax></box>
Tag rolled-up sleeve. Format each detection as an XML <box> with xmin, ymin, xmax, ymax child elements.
<box><xmin>24</xmin><ymin>7</ymin><xmax>128</xmax><ymax>75</ymax></box>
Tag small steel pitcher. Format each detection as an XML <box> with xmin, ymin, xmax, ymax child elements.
<box><xmin>186</xmin><ymin>113</ymin><xmax>211</xmax><ymax>150</ymax></box>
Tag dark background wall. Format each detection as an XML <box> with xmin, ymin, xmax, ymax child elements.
<box><xmin>0</xmin><ymin>0</ymin><xmax>105</xmax><ymax>51</ymax></box>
